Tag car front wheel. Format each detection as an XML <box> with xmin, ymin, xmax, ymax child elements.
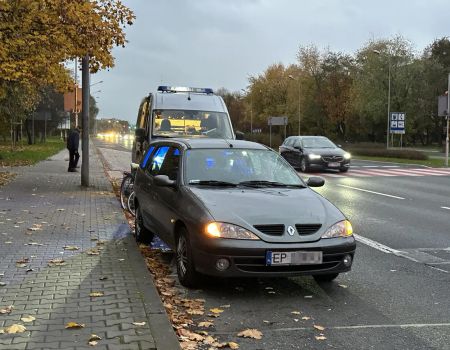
<box><xmin>135</xmin><ymin>206</ymin><xmax>153</xmax><ymax>244</ymax></box>
<box><xmin>313</xmin><ymin>273</ymin><xmax>339</xmax><ymax>282</ymax></box>
<box><xmin>176</xmin><ymin>227</ymin><xmax>199</xmax><ymax>288</ymax></box>
<box><xmin>300</xmin><ymin>157</ymin><xmax>309</xmax><ymax>172</ymax></box>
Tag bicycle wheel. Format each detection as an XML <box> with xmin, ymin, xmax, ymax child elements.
<box><xmin>127</xmin><ymin>190</ymin><xmax>136</xmax><ymax>217</ymax></box>
<box><xmin>120</xmin><ymin>175</ymin><xmax>133</xmax><ymax>210</ymax></box>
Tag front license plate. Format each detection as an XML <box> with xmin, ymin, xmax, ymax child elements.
<box><xmin>328</xmin><ymin>162</ymin><xmax>340</xmax><ymax>167</ymax></box>
<box><xmin>266</xmin><ymin>251</ymin><xmax>323</xmax><ymax>266</ymax></box>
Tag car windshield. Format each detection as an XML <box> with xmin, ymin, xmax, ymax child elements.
<box><xmin>152</xmin><ymin>109</ymin><xmax>234</xmax><ymax>139</ymax></box>
<box><xmin>302</xmin><ymin>137</ymin><xmax>336</xmax><ymax>148</ymax></box>
<box><xmin>184</xmin><ymin>149</ymin><xmax>305</xmax><ymax>186</ymax></box>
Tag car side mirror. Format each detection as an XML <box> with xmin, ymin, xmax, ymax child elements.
<box><xmin>154</xmin><ymin>175</ymin><xmax>176</xmax><ymax>187</ymax></box>
<box><xmin>235</xmin><ymin>131</ymin><xmax>245</xmax><ymax>140</ymax></box>
<box><xmin>306</xmin><ymin>177</ymin><xmax>325</xmax><ymax>187</ymax></box>
<box><xmin>135</xmin><ymin>128</ymin><xmax>146</xmax><ymax>143</ymax></box>
<box><xmin>294</xmin><ymin>146</ymin><xmax>302</xmax><ymax>151</ymax></box>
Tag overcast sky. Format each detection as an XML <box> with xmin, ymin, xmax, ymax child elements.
<box><xmin>91</xmin><ymin>0</ymin><xmax>450</xmax><ymax>124</ymax></box>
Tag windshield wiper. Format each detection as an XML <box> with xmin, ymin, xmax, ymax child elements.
<box><xmin>189</xmin><ymin>180</ymin><xmax>237</xmax><ymax>187</ymax></box>
<box><xmin>238</xmin><ymin>180</ymin><xmax>306</xmax><ymax>188</ymax></box>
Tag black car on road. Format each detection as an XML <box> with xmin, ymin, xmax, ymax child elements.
<box><xmin>279</xmin><ymin>136</ymin><xmax>351</xmax><ymax>172</ymax></box>
<box><xmin>134</xmin><ymin>138</ymin><xmax>356</xmax><ymax>287</ymax></box>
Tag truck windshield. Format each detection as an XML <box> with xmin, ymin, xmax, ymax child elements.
<box><xmin>152</xmin><ymin>110</ymin><xmax>234</xmax><ymax>139</ymax></box>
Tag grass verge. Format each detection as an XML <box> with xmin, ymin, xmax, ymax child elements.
<box><xmin>0</xmin><ymin>137</ymin><xmax>65</xmax><ymax>167</ymax></box>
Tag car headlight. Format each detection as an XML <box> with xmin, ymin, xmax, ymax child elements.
<box><xmin>308</xmin><ymin>154</ymin><xmax>321</xmax><ymax>160</ymax></box>
<box><xmin>205</xmin><ymin>222</ymin><xmax>260</xmax><ymax>240</ymax></box>
<box><xmin>344</xmin><ymin>152</ymin><xmax>351</xmax><ymax>159</ymax></box>
<box><xmin>321</xmin><ymin>220</ymin><xmax>353</xmax><ymax>239</ymax></box>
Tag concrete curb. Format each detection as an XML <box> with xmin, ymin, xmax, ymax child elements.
<box><xmin>125</xmin><ymin>235</ymin><xmax>181</xmax><ymax>350</ymax></box>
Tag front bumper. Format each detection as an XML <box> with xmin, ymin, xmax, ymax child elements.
<box><xmin>191</xmin><ymin>236</ymin><xmax>356</xmax><ymax>277</ymax></box>
<box><xmin>307</xmin><ymin>158</ymin><xmax>350</xmax><ymax>170</ymax></box>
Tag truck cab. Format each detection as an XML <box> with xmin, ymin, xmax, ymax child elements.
<box><xmin>132</xmin><ymin>86</ymin><xmax>238</xmax><ymax>163</ymax></box>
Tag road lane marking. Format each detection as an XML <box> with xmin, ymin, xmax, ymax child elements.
<box><xmin>441</xmin><ymin>207</ymin><xmax>450</xmax><ymax>210</ymax></box>
<box><xmin>337</xmin><ymin>184</ymin><xmax>405</xmax><ymax>199</ymax></box>
<box><xmin>353</xmin><ymin>234</ymin><xmax>401</xmax><ymax>254</ymax></box>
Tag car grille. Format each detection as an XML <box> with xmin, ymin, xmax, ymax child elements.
<box><xmin>295</xmin><ymin>224</ymin><xmax>322</xmax><ymax>235</ymax></box>
<box><xmin>253</xmin><ymin>224</ymin><xmax>285</xmax><ymax>236</ymax></box>
<box><xmin>322</xmin><ymin>156</ymin><xmax>343</xmax><ymax>162</ymax></box>
<box><xmin>234</xmin><ymin>252</ymin><xmax>348</xmax><ymax>273</ymax></box>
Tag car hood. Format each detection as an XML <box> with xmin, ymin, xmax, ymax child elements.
<box><xmin>188</xmin><ymin>186</ymin><xmax>344</xmax><ymax>243</ymax></box>
<box><xmin>304</xmin><ymin>147</ymin><xmax>345</xmax><ymax>156</ymax></box>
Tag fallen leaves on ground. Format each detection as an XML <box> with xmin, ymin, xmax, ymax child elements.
<box><xmin>48</xmin><ymin>258</ymin><xmax>66</xmax><ymax>267</ymax></box>
<box><xmin>86</xmin><ymin>248</ymin><xmax>100</xmax><ymax>256</ymax></box>
<box><xmin>315</xmin><ymin>335</ymin><xmax>327</xmax><ymax>341</ymax></box>
<box><xmin>65</xmin><ymin>322</ymin><xmax>85</xmax><ymax>329</ymax></box>
<box><xmin>20</xmin><ymin>315</ymin><xmax>36</xmax><ymax>323</ymax></box>
<box><xmin>63</xmin><ymin>245</ymin><xmax>79</xmax><ymax>251</ymax></box>
<box><xmin>237</xmin><ymin>329</ymin><xmax>263</xmax><ymax>339</ymax></box>
<box><xmin>2</xmin><ymin>324</ymin><xmax>26</xmax><ymax>334</ymax></box>
<box><xmin>132</xmin><ymin>321</ymin><xmax>146</xmax><ymax>326</ymax></box>
<box><xmin>89</xmin><ymin>292</ymin><xmax>104</xmax><ymax>297</ymax></box>
<box><xmin>291</xmin><ymin>311</ymin><xmax>301</xmax><ymax>315</ymax></box>
<box><xmin>338</xmin><ymin>284</ymin><xmax>348</xmax><ymax>289</ymax></box>
<box><xmin>0</xmin><ymin>172</ymin><xmax>16</xmax><ymax>187</ymax></box>
<box><xmin>88</xmin><ymin>334</ymin><xmax>102</xmax><ymax>346</ymax></box>
<box><xmin>27</xmin><ymin>224</ymin><xmax>42</xmax><ymax>232</ymax></box>
<box><xmin>302</xmin><ymin>316</ymin><xmax>311</xmax><ymax>320</ymax></box>
<box><xmin>16</xmin><ymin>258</ymin><xmax>29</xmax><ymax>264</ymax></box>
<box><xmin>209</xmin><ymin>308</ymin><xmax>224</xmax><ymax>315</ymax></box>
<box><xmin>0</xmin><ymin>305</ymin><xmax>13</xmax><ymax>314</ymax></box>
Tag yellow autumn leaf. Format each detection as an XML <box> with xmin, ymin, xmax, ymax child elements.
<box><xmin>209</xmin><ymin>308</ymin><xmax>224</xmax><ymax>314</ymax></box>
<box><xmin>65</xmin><ymin>322</ymin><xmax>85</xmax><ymax>329</ymax></box>
<box><xmin>89</xmin><ymin>334</ymin><xmax>102</xmax><ymax>341</ymax></box>
<box><xmin>237</xmin><ymin>328</ymin><xmax>263</xmax><ymax>339</ymax></box>
<box><xmin>313</xmin><ymin>324</ymin><xmax>325</xmax><ymax>331</ymax></box>
<box><xmin>302</xmin><ymin>316</ymin><xmax>311</xmax><ymax>320</ymax></box>
<box><xmin>63</xmin><ymin>245</ymin><xmax>79</xmax><ymax>251</ymax></box>
<box><xmin>132</xmin><ymin>321</ymin><xmax>146</xmax><ymax>326</ymax></box>
<box><xmin>291</xmin><ymin>311</ymin><xmax>301</xmax><ymax>315</ymax></box>
<box><xmin>4</xmin><ymin>324</ymin><xmax>26</xmax><ymax>334</ymax></box>
<box><xmin>89</xmin><ymin>292</ymin><xmax>104</xmax><ymax>297</ymax></box>
<box><xmin>229</xmin><ymin>341</ymin><xmax>240</xmax><ymax>349</ymax></box>
<box><xmin>198</xmin><ymin>321</ymin><xmax>214</xmax><ymax>328</ymax></box>
<box><xmin>20</xmin><ymin>315</ymin><xmax>36</xmax><ymax>323</ymax></box>
<box><xmin>315</xmin><ymin>335</ymin><xmax>327</xmax><ymax>340</ymax></box>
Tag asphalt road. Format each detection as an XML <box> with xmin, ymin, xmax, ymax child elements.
<box><xmin>95</xmin><ymin>137</ymin><xmax>450</xmax><ymax>349</ymax></box>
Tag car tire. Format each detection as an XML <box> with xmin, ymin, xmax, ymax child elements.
<box><xmin>300</xmin><ymin>157</ymin><xmax>309</xmax><ymax>172</ymax></box>
<box><xmin>339</xmin><ymin>167</ymin><xmax>349</xmax><ymax>173</ymax></box>
<box><xmin>313</xmin><ymin>273</ymin><xmax>339</xmax><ymax>282</ymax></box>
<box><xmin>134</xmin><ymin>205</ymin><xmax>153</xmax><ymax>244</ymax></box>
<box><xmin>176</xmin><ymin>227</ymin><xmax>199</xmax><ymax>288</ymax></box>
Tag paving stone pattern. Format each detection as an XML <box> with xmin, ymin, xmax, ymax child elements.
<box><xmin>0</xmin><ymin>143</ymin><xmax>166</xmax><ymax>350</ymax></box>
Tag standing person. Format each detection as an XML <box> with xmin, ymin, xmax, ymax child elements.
<box><xmin>67</xmin><ymin>127</ymin><xmax>80</xmax><ymax>172</ymax></box>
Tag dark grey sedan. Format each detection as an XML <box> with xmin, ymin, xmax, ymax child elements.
<box><xmin>134</xmin><ymin>138</ymin><xmax>356</xmax><ymax>287</ymax></box>
<box><xmin>279</xmin><ymin>136</ymin><xmax>351</xmax><ymax>172</ymax></box>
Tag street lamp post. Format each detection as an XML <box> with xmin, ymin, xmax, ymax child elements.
<box><xmin>373</xmin><ymin>49</ymin><xmax>391</xmax><ymax>149</ymax></box>
<box><xmin>288</xmin><ymin>75</ymin><xmax>301</xmax><ymax>135</ymax></box>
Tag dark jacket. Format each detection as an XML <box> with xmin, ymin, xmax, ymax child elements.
<box><xmin>67</xmin><ymin>129</ymin><xmax>80</xmax><ymax>151</ymax></box>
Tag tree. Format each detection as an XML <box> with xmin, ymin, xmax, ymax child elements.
<box><xmin>0</xmin><ymin>0</ymin><xmax>134</xmax><ymax>141</ymax></box>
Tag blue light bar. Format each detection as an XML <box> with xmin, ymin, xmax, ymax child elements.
<box><xmin>157</xmin><ymin>86</ymin><xmax>214</xmax><ymax>94</ymax></box>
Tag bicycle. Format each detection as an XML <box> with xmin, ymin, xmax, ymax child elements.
<box><xmin>120</xmin><ymin>162</ymin><xmax>139</xmax><ymax>216</ymax></box>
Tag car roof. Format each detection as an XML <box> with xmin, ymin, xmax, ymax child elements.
<box><xmin>154</xmin><ymin>91</ymin><xmax>227</xmax><ymax>112</ymax></box>
<box><xmin>151</xmin><ymin>138</ymin><xmax>269</xmax><ymax>150</ymax></box>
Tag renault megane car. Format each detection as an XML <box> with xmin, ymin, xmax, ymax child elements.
<box><xmin>279</xmin><ymin>136</ymin><xmax>351</xmax><ymax>172</ymax></box>
<box><xmin>133</xmin><ymin>138</ymin><xmax>356</xmax><ymax>287</ymax></box>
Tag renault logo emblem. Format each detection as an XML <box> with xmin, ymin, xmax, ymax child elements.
<box><xmin>287</xmin><ymin>226</ymin><xmax>296</xmax><ymax>236</ymax></box>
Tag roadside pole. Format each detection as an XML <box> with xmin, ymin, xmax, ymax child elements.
<box><xmin>81</xmin><ymin>55</ymin><xmax>90</xmax><ymax>186</ymax></box>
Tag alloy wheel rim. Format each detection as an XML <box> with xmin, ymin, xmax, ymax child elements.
<box><xmin>301</xmin><ymin>158</ymin><xmax>306</xmax><ymax>171</ymax></box>
<box><xmin>177</xmin><ymin>235</ymin><xmax>188</xmax><ymax>276</ymax></box>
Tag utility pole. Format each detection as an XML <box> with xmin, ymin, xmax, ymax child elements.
<box><xmin>446</xmin><ymin>73</ymin><xmax>449</xmax><ymax>167</ymax></box>
<box><xmin>74</xmin><ymin>59</ymin><xmax>78</xmax><ymax>128</ymax></box>
<box><xmin>81</xmin><ymin>55</ymin><xmax>90</xmax><ymax>187</ymax></box>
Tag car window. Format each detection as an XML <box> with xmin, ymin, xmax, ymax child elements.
<box><xmin>284</xmin><ymin>138</ymin><xmax>293</xmax><ymax>146</ymax></box>
<box><xmin>152</xmin><ymin>110</ymin><xmax>233</xmax><ymax>139</ymax></box>
<box><xmin>140</xmin><ymin>146</ymin><xmax>155</xmax><ymax>168</ymax></box>
<box><xmin>302</xmin><ymin>137</ymin><xmax>336</xmax><ymax>148</ymax></box>
<box><xmin>184</xmin><ymin>149</ymin><xmax>304</xmax><ymax>185</ymax></box>
<box><xmin>293</xmin><ymin>139</ymin><xmax>301</xmax><ymax>148</ymax></box>
<box><xmin>148</xmin><ymin>146</ymin><xmax>170</xmax><ymax>176</ymax></box>
<box><xmin>158</xmin><ymin>148</ymin><xmax>181</xmax><ymax>181</ymax></box>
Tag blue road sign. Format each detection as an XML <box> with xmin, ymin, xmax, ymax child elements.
<box><xmin>390</xmin><ymin>112</ymin><xmax>406</xmax><ymax>134</ymax></box>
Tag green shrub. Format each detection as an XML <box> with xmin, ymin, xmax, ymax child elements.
<box><xmin>349</xmin><ymin>147</ymin><xmax>428</xmax><ymax>160</ymax></box>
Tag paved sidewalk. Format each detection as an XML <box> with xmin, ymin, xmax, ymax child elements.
<box><xmin>0</xmin><ymin>142</ymin><xmax>179</xmax><ymax>350</ymax></box>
